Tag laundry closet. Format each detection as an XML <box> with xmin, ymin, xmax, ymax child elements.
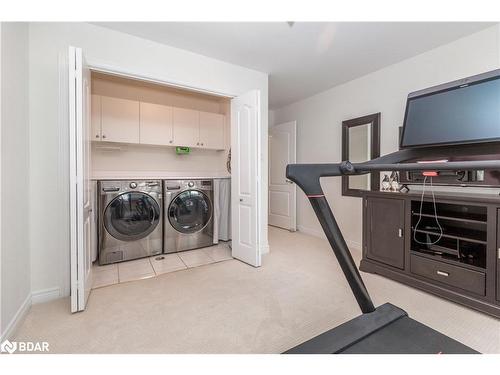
<box><xmin>89</xmin><ymin>72</ymin><xmax>233</xmax><ymax>287</ymax></box>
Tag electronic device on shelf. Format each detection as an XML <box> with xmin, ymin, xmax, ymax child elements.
<box><xmin>404</xmin><ymin>169</ymin><xmax>485</xmax><ymax>184</ymax></box>
<box><xmin>400</xmin><ymin>69</ymin><xmax>500</xmax><ymax>149</ymax></box>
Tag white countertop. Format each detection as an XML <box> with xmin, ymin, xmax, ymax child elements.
<box><xmin>91</xmin><ymin>170</ymin><xmax>231</xmax><ymax>180</ymax></box>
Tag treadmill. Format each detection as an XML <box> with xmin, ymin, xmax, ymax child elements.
<box><xmin>283</xmin><ymin>154</ymin><xmax>500</xmax><ymax>354</ymax></box>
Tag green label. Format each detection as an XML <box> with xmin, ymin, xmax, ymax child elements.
<box><xmin>175</xmin><ymin>146</ymin><xmax>190</xmax><ymax>154</ymax></box>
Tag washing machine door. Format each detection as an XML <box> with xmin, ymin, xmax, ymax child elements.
<box><xmin>104</xmin><ymin>192</ymin><xmax>161</xmax><ymax>241</ymax></box>
<box><xmin>168</xmin><ymin>190</ymin><xmax>212</xmax><ymax>234</ymax></box>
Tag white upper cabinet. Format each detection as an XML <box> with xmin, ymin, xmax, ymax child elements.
<box><xmin>91</xmin><ymin>95</ymin><xmax>102</xmax><ymax>141</ymax></box>
<box><xmin>172</xmin><ymin>107</ymin><xmax>200</xmax><ymax>147</ymax></box>
<box><xmin>140</xmin><ymin>102</ymin><xmax>173</xmax><ymax>146</ymax></box>
<box><xmin>92</xmin><ymin>96</ymin><xmax>227</xmax><ymax>150</ymax></box>
<box><xmin>199</xmin><ymin>111</ymin><xmax>225</xmax><ymax>150</ymax></box>
<box><xmin>101</xmin><ymin>96</ymin><xmax>140</xmax><ymax>144</ymax></box>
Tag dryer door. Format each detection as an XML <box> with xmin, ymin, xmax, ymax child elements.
<box><xmin>168</xmin><ymin>190</ymin><xmax>212</xmax><ymax>234</ymax></box>
<box><xmin>104</xmin><ymin>192</ymin><xmax>161</xmax><ymax>241</ymax></box>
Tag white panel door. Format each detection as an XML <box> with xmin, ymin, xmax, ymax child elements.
<box><xmin>172</xmin><ymin>107</ymin><xmax>199</xmax><ymax>147</ymax></box>
<box><xmin>140</xmin><ymin>102</ymin><xmax>173</xmax><ymax>146</ymax></box>
<box><xmin>269</xmin><ymin>121</ymin><xmax>297</xmax><ymax>230</ymax></box>
<box><xmin>101</xmin><ymin>96</ymin><xmax>140</xmax><ymax>143</ymax></box>
<box><xmin>69</xmin><ymin>46</ymin><xmax>93</xmax><ymax>312</ymax></box>
<box><xmin>231</xmin><ymin>90</ymin><xmax>261</xmax><ymax>267</ymax></box>
<box><xmin>199</xmin><ymin>111</ymin><xmax>225</xmax><ymax>150</ymax></box>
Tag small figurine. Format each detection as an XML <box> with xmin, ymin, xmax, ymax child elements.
<box><xmin>390</xmin><ymin>171</ymin><xmax>400</xmax><ymax>192</ymax></box>
<box><xmin>381</xmin><ymin>174</ymin><xmax>391</xmax><ymax>191</ymax></box>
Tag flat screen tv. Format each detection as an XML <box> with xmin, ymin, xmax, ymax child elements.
<box><xmin>400</xmin><ymin>69</ymin><xmax>500</xmax><ymax>149</ymax></box>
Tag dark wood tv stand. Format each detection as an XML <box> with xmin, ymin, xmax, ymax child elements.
<box><xmin>361</xmin><ymin>190</ymin><xmax>500</xmax><ymax>318</ymax></box>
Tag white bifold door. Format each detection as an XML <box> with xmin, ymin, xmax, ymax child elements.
<box><xmin>69</xmin><ymin>46</ymin><xmax>93</xmax><ymax>312</ymax></box>
<box><xmin>269</xmin><ymin>121</ymin><xmax>297</xmax><ymax>231</ymax></box>
<box><xmin>231</xmin><ymin>90</ymin><xmax>262</xmax><ymax>267</ymax></box>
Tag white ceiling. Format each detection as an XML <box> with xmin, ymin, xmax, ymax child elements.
<box><xmin>93</xmin><ymin>22</ymin><xmax>495</xmax><ymax>109</ymax></box>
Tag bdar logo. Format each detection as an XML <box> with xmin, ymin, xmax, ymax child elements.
<box><xmin>1</xmin><ymin>340</ymin><xmax>17</xmax><ymax>354</ymax></box>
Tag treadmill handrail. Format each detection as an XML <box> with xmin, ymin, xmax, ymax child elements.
<box><xmin>287</xmin><ymin>159</ymin><xmax>500</xmax><ymax>195</ymax></box>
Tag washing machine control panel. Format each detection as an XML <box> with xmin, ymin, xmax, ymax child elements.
<box><xmin>100</xmin><ymin>180</ymin><xmax>162</xmax><ymax>195</ymax></box>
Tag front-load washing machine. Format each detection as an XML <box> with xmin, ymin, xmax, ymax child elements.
<box><xmin>164</xmin><ymin>179</ymin><xmax>214</xmax><ymax>253</ymax></box>
<box><xmin>98</xmin><ymin>180</ymin><xmax>163</xmax><ymax>265</ymax></box>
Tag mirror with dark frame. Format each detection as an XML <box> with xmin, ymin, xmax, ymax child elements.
<box><xmin>341</xmin><ymin>113</ymin><xmax>381</xmax><ymax>197</ymax></box>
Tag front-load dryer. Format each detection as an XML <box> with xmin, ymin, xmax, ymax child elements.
<box><xmin>98</xmin><ymin>180</ymin><xmax>163</xmax><ymax>265</ymax></box>
<box><xmin>164</xmin><ymin>179</ymin><xmax>214</xmax><ymax>253</ymax></box>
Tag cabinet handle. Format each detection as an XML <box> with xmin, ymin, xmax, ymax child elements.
<box><xmin>95</xmin><ymin>134</ymin><xmax>100</xmax><ymax>139</ymax></box>
<box><xmin>201</xmin><ymin>143</ymin><xmax>204</xmax><ymax>146</ymax></box>
<box><xmin>436</xmin><ymin>270</ymin><xmax>449</xmax><ymax>277</ymax></box>
<box><xmin>197</xmin><ymin>142</ymin><xmax>199</xmax><ymax>146</ymax></box>
<box><xmin>498</xmin><ymin>248</ymin><xmax>500</xmax><ymax>259</ymax></box>
<box><xmin>102</xmin><ymin>135</ymin><xmax>106</xmax><ymax>139</ymax></box>
<box><xmin>398</xmin><ymin>228</ymin><xmax>403</xmax><ymax>238</ymax></box>
<box><xmin>169</xmin><ymin>140</ymin><xmax>173</xmax><ymax>144</ymax></box>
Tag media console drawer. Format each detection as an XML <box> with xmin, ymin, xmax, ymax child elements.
<box><xmin>410</xmin><ymin>254</ymin><xmax>485</xmax><ymax>296</ymax></box>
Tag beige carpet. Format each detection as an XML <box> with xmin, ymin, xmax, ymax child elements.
<box><xmin>14</xmin><ymin>227</ymin><xmax>500</xmax><ymax>353</ymax></box>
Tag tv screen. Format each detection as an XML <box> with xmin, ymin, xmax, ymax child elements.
<box><xmin>400</xmin><ymin>74</ymin><xmax>500</xmax><ymax>148</ymax></box>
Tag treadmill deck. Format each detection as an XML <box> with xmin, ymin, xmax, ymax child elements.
<box><xmin>284</xmin><ymin>303</ymin><xmax>478</xmax><ymax>354</ymax></box>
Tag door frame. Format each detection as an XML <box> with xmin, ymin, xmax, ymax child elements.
<box><xmin>67</xmin><ymin>58</ymin><xmax>266</xmax><ymax>310</ymax></box>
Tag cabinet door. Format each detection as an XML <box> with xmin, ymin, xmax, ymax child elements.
<box><xmin>140</xmin><ymin>102</ymin><xmax>173</xmax><ymax>146</ymax></box>
<box><xmin>199</xmin><ymin>111</ymin><xmax>225</xmax><ymax>150</ymax></box>
<box><xmin>366</xmin><ymin>197</ymin><xmax>405</xmax><ymax>269</ymax></box>
<box><xmin>91</xmin><ymin>95</ymin><xmax>101</xmax><ymax>141</ymax></box>
<box><xmin>101</xmin><ymin>96</ymin><xmax>140</xmax><ymax>143</ymax></box>
<box><xmin>172</xmin><ymin>107</ymin><xmax>199</xmax><ymax>147</ymax></box>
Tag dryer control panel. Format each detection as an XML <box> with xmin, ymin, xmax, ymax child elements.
<box><xmin>164</xmin><ymin>179</ymin><xmax>213</xmax><ymax>191</ymax></box>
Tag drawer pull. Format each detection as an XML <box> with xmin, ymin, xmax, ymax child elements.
<box><xmin>436</xmin><ymin>270</ymin><xmax>449</xmax><ymax>277</ymax></box>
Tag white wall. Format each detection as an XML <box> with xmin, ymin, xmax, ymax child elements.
<box><xmin>29</xmin><ymin>22</ymin><xmax>269</xmax><ymax>300</ymax></box>
<box><xmin>272</xmin><ymin>25</ymin><xmax>500</xmax><ymax>249</ymax></box>
<box><xmin>92</xmin><ymin>144</ymin><xmax>229</xmax><ymax>178</ymax></box>
<box><xmin>0</xmin><ymin>22</ymin><xmax>31</xmax><ymax>339</ymax></box>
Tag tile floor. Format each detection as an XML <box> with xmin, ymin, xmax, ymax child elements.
<box><xmin>92</xmin><ymin>242</ymin><xmax>232</xmax><ymax>289</ymax></box>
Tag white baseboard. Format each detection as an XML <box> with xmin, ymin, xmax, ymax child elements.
<box><xmin>31</xmin><ymin>287</ymin><xmax>61</xmax><ymax>305</ymax></box>
<box><xmin>297</xmin><ymin>225</ymin><xmax>326</xmax><ymax>239</ymax></box>
<box><xmin>0</xmin><ymin>293</ymin><xmax>31</xmax><ymax>342</ymax></box>
<box><xmin>297</xmin><ymin>225</ymin><xmax>361</xmax><ymax>251</ymax></box>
